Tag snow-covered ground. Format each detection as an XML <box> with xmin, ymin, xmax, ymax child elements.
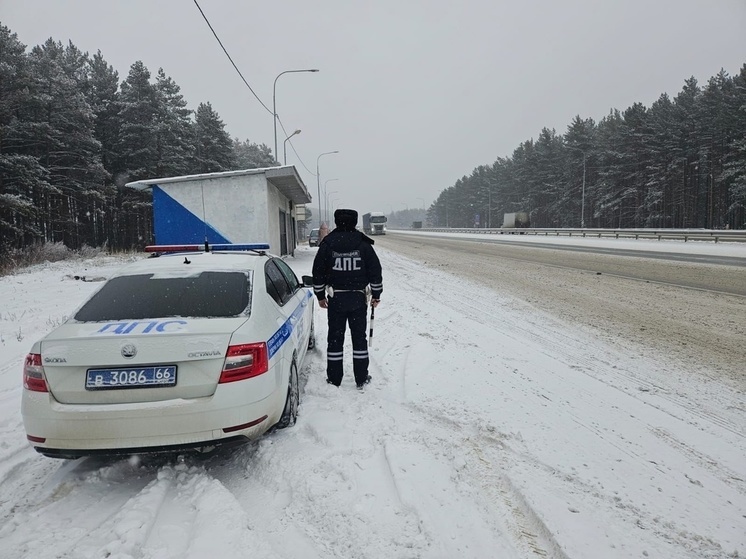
<box><xmin>0</xmin><ymin>238</ymin><xmax>744</xmax><ymax>558</ymax></box>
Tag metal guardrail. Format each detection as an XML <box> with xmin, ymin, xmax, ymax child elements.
<box><xmin>404</xmin><ymin>227</ymin><xmax>746</xmax><ymax>243</ymax></box>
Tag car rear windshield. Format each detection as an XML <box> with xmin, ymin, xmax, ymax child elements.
<box><xmin>74</xmin><ymin>271</ymin><xmax>251</xmax><ymax>321</ymax></box>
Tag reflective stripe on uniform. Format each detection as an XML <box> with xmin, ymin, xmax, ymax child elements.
<box><xmin>327</xmin><ymin>351</ymin><xmax>344</xmax><ymax>362</ymax></box>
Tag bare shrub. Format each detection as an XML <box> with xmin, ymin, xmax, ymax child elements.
<box><xmin>78</xmin><ymin>243</ymin><xmax>106</xmax><ymax>259</ymax></box>
<box><xmin>46</xmin><ymin>315</ymin><xmax>67</xmax><ymax>328</ymax></box>
<box><xmin>0</xmin><ymin>242</ymin><xmax>112</xmax><ymax>277</ymax></box>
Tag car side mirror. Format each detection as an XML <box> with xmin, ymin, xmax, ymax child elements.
<box><xmin>302</xmin><ymin>275</ymin><xmax>314</xmax><ymax>287</ymax></box>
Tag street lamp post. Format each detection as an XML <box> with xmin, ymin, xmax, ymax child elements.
<box><xmin>283</xmin><ymin>129</ymin><xmax>301</xmax><ymax>165</ymax></box>
<box><xmin>316</xmin><ymin>151</ymin><xmax>339</xmax><ymax>227</ymax></box>
<box><xmin>273</xmin><ymin>69</ymin><xmax>319</xmax><ymax>163</ymax></box>
<box><xmin>330</xmin><ymin>196</ymin><xmax>340</xmax><ymax>218</ymax></box>
<box><xmin>325</xmin><ymin>190</ymin><xmax>338</xmax><ymax>224</ymax></box>
<box><xmin>580</xmin><ymin>152</ymin><xmax>586</xmax><ymax>229</ymax></box>
<box><xmin>566</xmin><ymin>145</ymin><xmax>587</xmax><ymax>228</ymax></box>
<box><xmin>488</xmin><ymin>187</ymin><xmax>491</xmax><ymax>229</ymax></box>
<box><xmin>323</xmin><ymin>179</ymin><xmax>339</xmax><ymax>223</ymax></box>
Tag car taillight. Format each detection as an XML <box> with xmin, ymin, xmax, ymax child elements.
<box><xmin>219</xmin><ymin>343</ymin><xmax>269</xmax><ymax>383</ymax></box>
<box><xmin>23</xmin><ymin>353</ymin><xmax>48</xmax><ymax>392</ymax></box>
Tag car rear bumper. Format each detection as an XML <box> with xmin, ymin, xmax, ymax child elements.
<box><xmin>22</xmin><ymin>380</ymin><xmax>284</xmax><ymax>457</ymax></box>
<box><xmin>32</xmin><ymin>435</ymin><xmax>252</xmax><ymax>459</ymax></box>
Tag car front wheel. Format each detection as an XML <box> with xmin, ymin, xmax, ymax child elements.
<box><xmin>277</xmin><ymin>359</ymin><xmax>299</xmax><ymax>429</ymax></box>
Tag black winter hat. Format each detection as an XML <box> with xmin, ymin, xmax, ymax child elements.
<box><xmin>334</xmin><ymin>209</ymin><xmax>358</xmax><ymax>230</ymax></box>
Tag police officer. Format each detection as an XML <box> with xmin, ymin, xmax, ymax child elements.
<box><xmin>312</xmin><ymin>209</ymin><xmax>383</xmax><ymax>388</ymax></box>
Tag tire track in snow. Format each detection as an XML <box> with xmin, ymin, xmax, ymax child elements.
<box><xmin>408</xmin><ymin>397</ymin><xmax>729</xmax><ymax>559</ymax></box>
<box><xmin>0</xmin><ymin>448</ymin><xmax>55</xmax><ymax>513</ymax></box>
<box><xmin>467</xmin><ymin>443</ymin><xmax>570</xmax><ymax>559</ymax></box>
<box><xmin>222</xmin><ymin>388</ymin><xmax>432</xmax><ymax>559</ymax></box>
<box><xmin>60</xmin><ymin>463</ymin><xmax>177</xmax><ymax>559</ymax></box>
<box><xmin>448</xmin><ymin>274</ymin><xmax>743</xmax><ymax>440</ymax></box>
<box><xmin>0</xmin><ymin>457</ymin><xmax>155</xmax><ymax>558</ymax></box>
<box><xmin>210</xmin><ymin>370</ymin><xmax>534</xmax><ymax>557</ymax></box>
<box><xmin>1</xmin><ymin>455</ymin><xmax>271</xmax><ymax>559</ymax></box>
<box><xmin>391</xmin><ymin>397</ymin><xmax>571</xmax><ymax>558</ymax></box>
<box><xmin>310</xmin><ymin>301</ymin><xmax>564</xmax><ymax>557</ymax></box>
<box><xmin>86</xmin><ymin>462</ymin><xmax>271</xmax><ymax>559</ymax></box>
<box><xmin>649</xmin><ymin>427</ymin><xmax>746</xmax><ymax>496</ymax></box>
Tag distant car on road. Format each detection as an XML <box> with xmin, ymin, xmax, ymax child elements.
<box><xmin>21</xmin><ymin>244</ymin><xmax>315</xmax><ymax>459</ymax></box>
<box><xmin>308</xmin><ymin>228</ymin><xmax>320</xmax><ymax>247</ymax></box>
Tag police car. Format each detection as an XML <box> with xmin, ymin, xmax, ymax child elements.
<box><xmin>21</xmin><ymin>243</ymin><xmax>315</xmax><ymax>459</ymax></box>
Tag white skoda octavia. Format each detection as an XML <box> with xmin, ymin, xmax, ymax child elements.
<box><xmin>21</xmin><ymin>244</ymin><xmax>315</xmax><ymax>459</ymax></box>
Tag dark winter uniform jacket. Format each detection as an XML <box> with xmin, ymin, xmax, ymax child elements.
<box><xmin>311</xmin><ymin>229</ymin><xmax>383</xmax><ymax>301</ymax></box>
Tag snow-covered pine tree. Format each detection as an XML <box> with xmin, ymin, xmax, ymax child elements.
<box><xmin>0</xmin><ymin>25</ymin><xmax>51</xmax><ymax>255</ymax></box>
<box><xmin>118</xmin><ymin>61</ymin><xmax>159</xmax><ymax>181</ymax></box>
<box><xmin>25</xmin><ymin>39</ymin><xmax>107</xmax><ymax>249</ymax></box>
<box><xmin>232</xmin><ymin>138</ymin><xmax>276</xmax><ymax>169</ymax></box>
<box><xmin>154</xmin><ymin>68</ymin><xmax>194</xmax><ymax>177</ymax></box>
<box><xmin>723</xmin><ymin>64</ymin><xmax>746</xmax><ymax>229</ymax></box>
<box><xmin>192</xmin><ymin>102</ymin><xmax>236</xmax><ymax>174</ymax></box>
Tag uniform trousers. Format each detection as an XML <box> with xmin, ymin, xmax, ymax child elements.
<box><xmin>326</xmin><ymin>291</ymin><xmax>369</xmax><ymax>386</ymax></box>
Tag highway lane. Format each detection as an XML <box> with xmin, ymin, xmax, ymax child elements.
<box><xmin>381</xmin><ymin>231</ymin><xmax>746</xmax><ymax>296</ymax></box>
<box><xmin>393</xmin><ymin>231</ymin><xmax>746</xmax><ymax>267</ymax></box>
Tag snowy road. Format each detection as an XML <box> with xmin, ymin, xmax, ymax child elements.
<box><xmin>385</xmin><ymin>230</ymin><xmax>746</xmax><ymax>295</ymax></box>
<box><xmin>0</xmin><ymin>241</ymin><xmax>744</xmax><ymax>558</ymax></box>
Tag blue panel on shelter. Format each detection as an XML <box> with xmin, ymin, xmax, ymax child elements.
<box><xmin>152</xmin><ymin>186</ymin><xmax>231</xmax><ymax>245</ymax></box>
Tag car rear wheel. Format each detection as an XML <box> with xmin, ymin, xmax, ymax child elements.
<box><xmin>277</xmin><ymin>359</ymin><xmax>299</xmax><ymax>429</ymax></box>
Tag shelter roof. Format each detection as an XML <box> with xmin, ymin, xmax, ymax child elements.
<box><xmin>126</xmin><ymin>166</ymin><xmax>312</xmax><ymax>204</ymax></box>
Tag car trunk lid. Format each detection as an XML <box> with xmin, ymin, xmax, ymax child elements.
<box><xmin>40</xmin><ymin>317</ymin><xmax>249</xmax><ymax>404</ymax></box>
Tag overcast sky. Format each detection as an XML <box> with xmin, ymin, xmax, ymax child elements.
<box><xmin>3</xmin><ymin>0</ymin><xmax>745</xmax><ymax>216</ymax></box>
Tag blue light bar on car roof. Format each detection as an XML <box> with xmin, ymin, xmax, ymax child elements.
<box><xmin>212</xmin><ymin>243</ymin><xmax>270</xmax><ymax>251</ymax></box>
<box><xmin>144</xmin><ymin>243</ymin><xmax>270</xmax><ymax>253</ymax></box>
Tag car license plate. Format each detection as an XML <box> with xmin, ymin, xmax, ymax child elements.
<box><xmin>85</xmin><ymin>366</ymin><xmax>177</xmax><ymax>390</ymax></box>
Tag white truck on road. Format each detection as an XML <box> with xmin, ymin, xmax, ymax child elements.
<box><xmin>502</xmin><ymin>212</ymin><xmax>530</xmax><ymax>229</ymax></box>
<box><xmin>363</xmin><ymin>212</ymin><xmax>387</xmax><ymax>235</ymax></box>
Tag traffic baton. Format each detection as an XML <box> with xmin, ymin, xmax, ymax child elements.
<box><xmin>368</xmin><ymin>304</ymin><xmax>375</xmax><ymax>347</ymax></box>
